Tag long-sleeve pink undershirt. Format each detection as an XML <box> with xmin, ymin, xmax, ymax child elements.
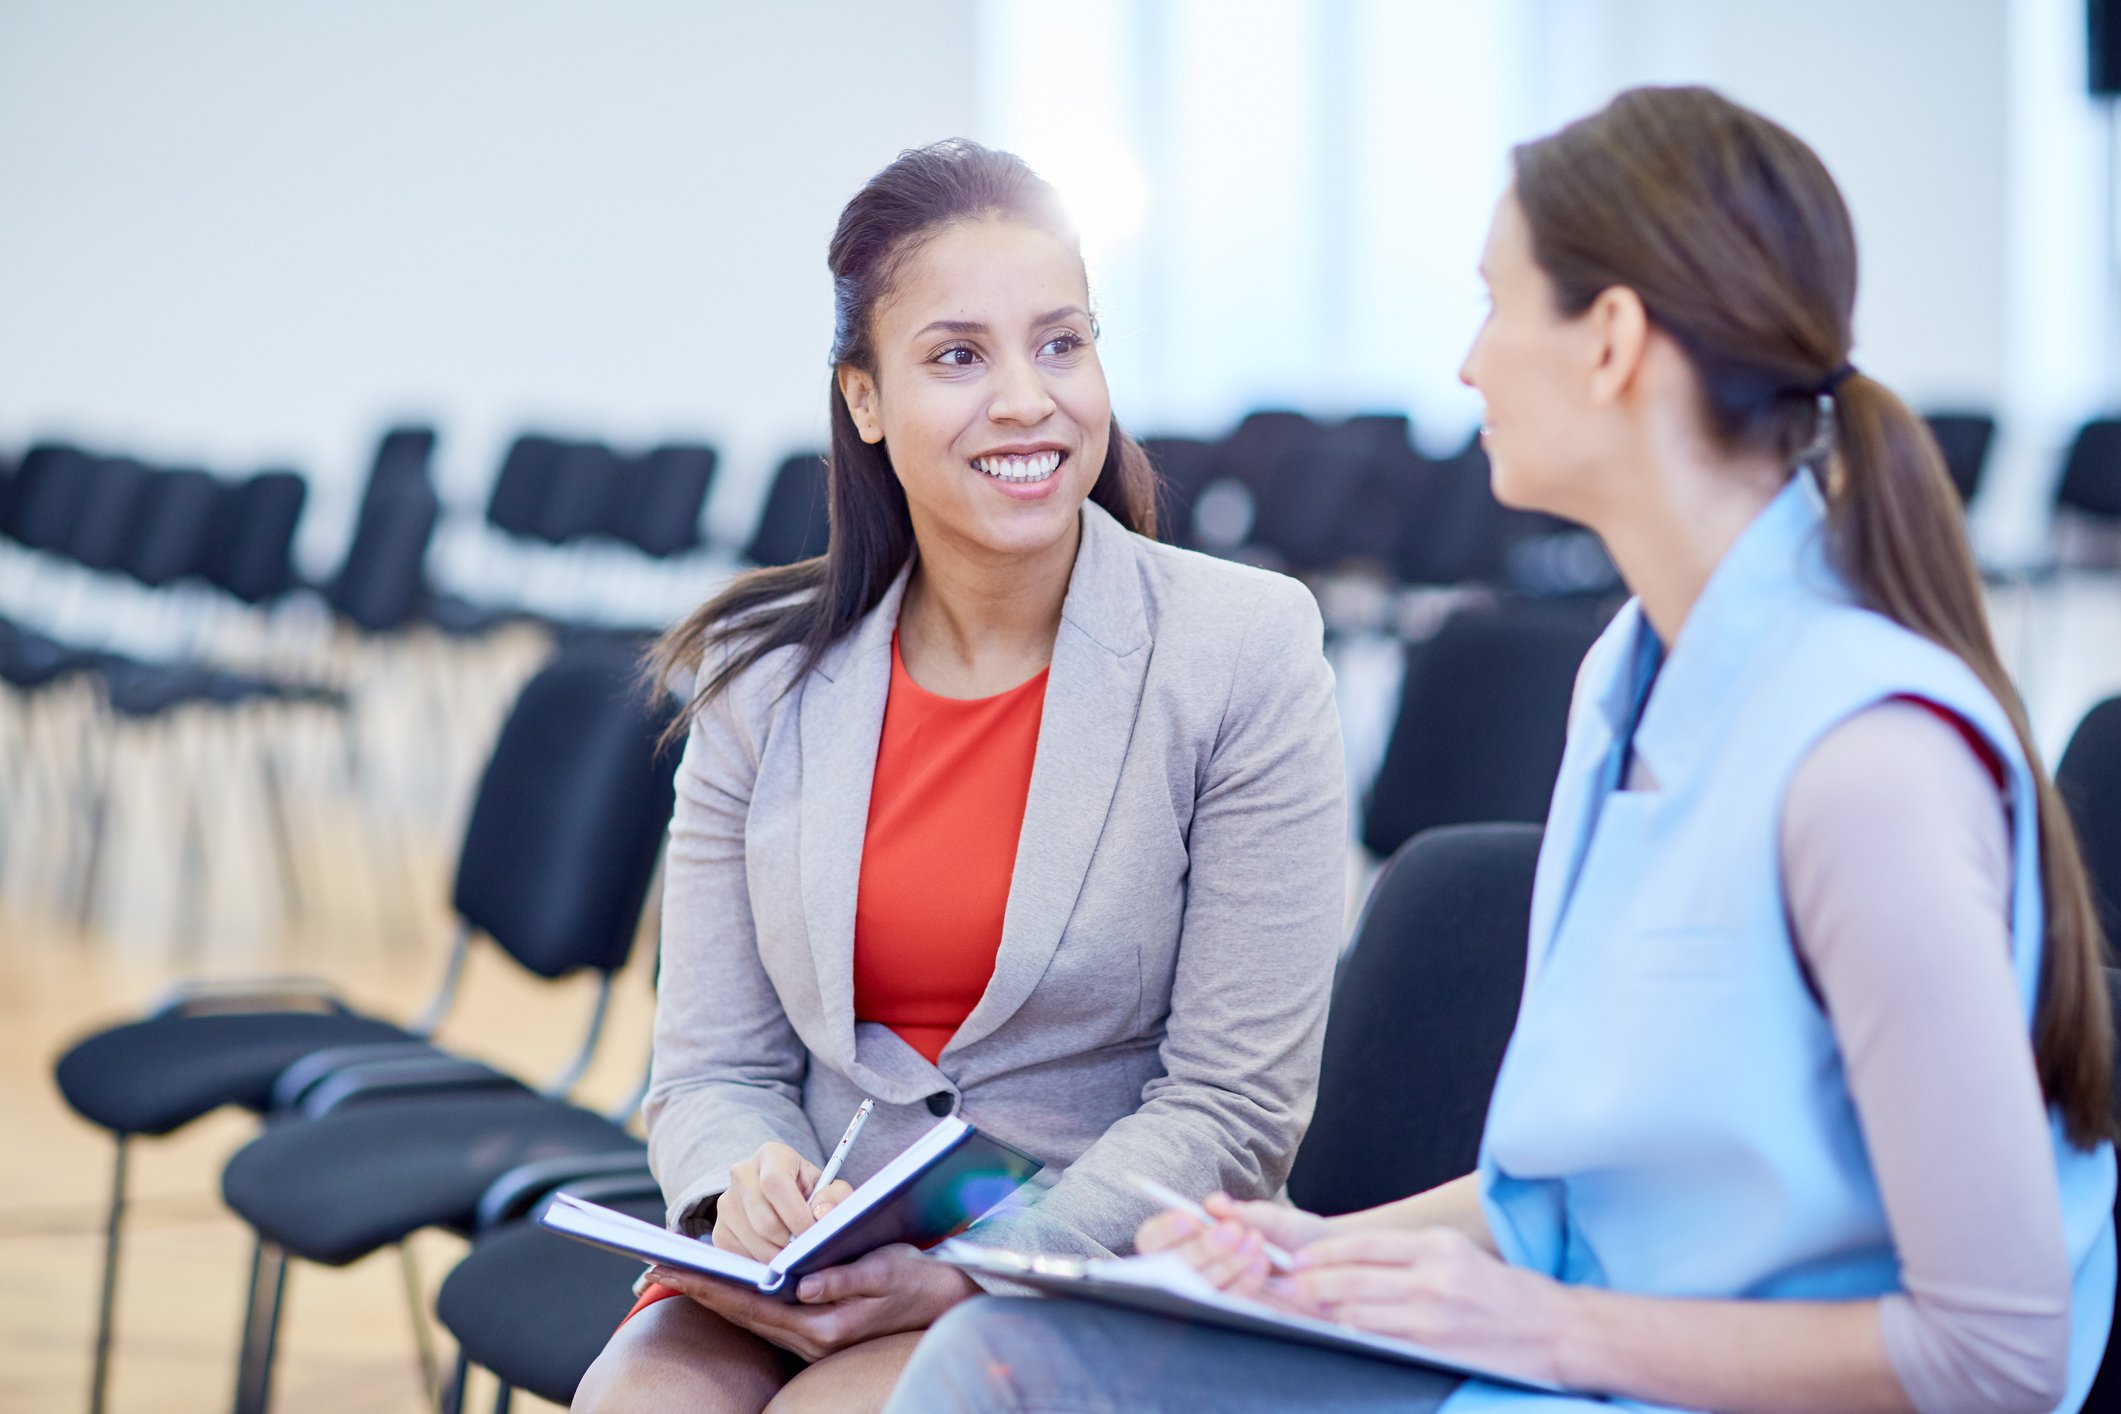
<box><xmin>1623</xmin><ymin>700</ymin><xmax>2073</xmax><ymax>1412</ymax></box>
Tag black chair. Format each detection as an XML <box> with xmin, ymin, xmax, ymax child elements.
<box><xmin>747</xmin><ymin>451</ymin><xmax>831</xmax><ymax>567</ymax></box>
<box><xmin>1288</xmin><ymin>823</ymin><xmax>1540</xmax><ymax>1214</ymax></box>
<box><xmin>2056</xmin><ymin>421</ymin><xmax>2121</xmax><ymax>572</ymax></box>
<box><xmin>485</xmin><ymin>433</ymin><xmax>565</xmax><ymax>541</ymax></box>
<box><xmin>2060</xmin><ymin>697</ymin><xmax>2121</xmax><ymax>947</ymax></box>
<box><xmin>1361</xmin><ymin>598</ymin><xmax>1607</xmax><ymax>859</ymax></box>
<box><xmin>361</xmin><ymin>425</ymin><xmax>439</xmax><ymax>516</ymax></box>
<box><xmin>1140</xmin><ymin>435</ymin><xmax>1217</xmax><ymax>546</ymax></box>
<box><xmin>1249</xmin><ymin>419</ymin><xmax>1401</xmax><ymax>575</ymax></box>
<box><xmin>609</xmin><ymin>444</ymin><xmax>717</xmax><ymax>558</ymax></box>
<box><xmin>63</xmin><ymin>457</ymin><xmax>153</xmax><ymax>577</ymax></box>
<box><xmin>434</xmin><ymin>1172</ymin><xmax>666</xmax><ymax>1412</ymax></box>
<box><xmin>52</xmin><ymin>637</ymin><xmax>678</xmax><ymax>1414</ymax></box>
<box><xmin>223</xmin><ymin>1083</ymin><xmax>652</xmax><ymax>1412</ymax></box>
<box><xmin>117</xmin><ymin>467</ymin><xmax>219</xmax><ymax>591</ymax></box>
<box><xmin>199</xmin><ymin>471</ymin><xmax>308</xmax><ymax>607</ymax></box>
<box><xmin>531</xmin><ymin>442</ymin><xmax>621</xmax><ymax>547</ymax></box>
<box><xmin>324</xmin><ymin>481</ymin><xmax>440</xmax><ymax>633</ymax></box>
<box><xmin>1</xmin><ymin>442</ymin><xmax>97</xmax><ymax>559</ymax></box>
<box><xmin>1923</xmin><ymin>412</ymin><xmax>1995</xmax><ymax>506</ymax></box>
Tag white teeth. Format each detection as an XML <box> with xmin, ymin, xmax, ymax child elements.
<box><xmin>973</xmin><ymin>450</ymin><xmax>1062</xmax><ymax>482</ymax></box>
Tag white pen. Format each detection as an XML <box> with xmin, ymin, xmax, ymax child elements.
<box><xmin>1128</xmin><ymin>1173</ymin><xmax>1297</xmax><ymax>1271</ymax></box>
<box><xmin>813</xmin><ymin>1098</ymin><xmax>874</xmax><ymax>1195</ymax></box>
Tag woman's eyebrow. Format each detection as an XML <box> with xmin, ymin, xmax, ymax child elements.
<box><xmin>912</xmin><ymin>306</ymin><xmax>1087</xmax><ymax>340</ymax></box>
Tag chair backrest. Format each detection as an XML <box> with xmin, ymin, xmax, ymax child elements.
<box><xmin>64</xmin><ymin>457</ymin><xmax>152</xmax><ymax>572</ymax></box>
<box><xmin>451</xmin><ymin>637</ymin><xmax>680</xmax><ymax>979</ymax></box>
<box><xmin>2060</xmin><ymin>697</ymin><xmax>2121</xmax><ymax>948</ymax></box>
<box><xmin>1287</xmin><ymin>823</ymin><xmax>1541</xmax><ymax>1215</ymax></box>
<box><xmin>119</xmin><ymin>468</ymin><xmax>220</xmax><ymax>588</ymax></box>
<box><xmin>487</xmin><ymin>434</ymin><xmax>564</xmax><ymax>538</ymax></box>
<box><xmin>2059</xmin><ymin>419</ymin><xmax>2121</xmax><ymax>521</ymax></box>
<box><xmin>325</xmin><ymin>482</ymin><xmax>438</xmax><ymax>631</ymax></box>
<box><xmin>1249</xmin><ymin>420</ymin><xmax>1399</xmax><ymax>574</ymax></box>
<box><xmin>746</xmin><ymin>452</ymin><xmax>831</xmax><ymax>567</ymax></box>
<box><xmin>1140</xmin><ymin>435</ymin><xmax>1217</xmax><ymax>546</ymax></box>
<box><xmin>1216</xmin><ymin>409</ymin><xmax>1319</xmax><ymax>494</ymax></box>
<box><xmin>199</xmin><ymin>471</ymin><xmax>307</xmax><ymax>604</ymax></box>
<box><xmin>611</xmin><ymin>444</ymin><xmax>717</xmax><ymax>557</ymax></box>
<box><xmin>2</xmin><ymin>443</ymin><xmax>96</xmax><ymax>553</ymax></box>
<box><xmin>532</xmin><ymin>443</ymin><xmax>621</xmax><ymax>545</ymax></box>
<box><xmin>1923</xmin><ymin>411</ymin><xmax>1995</xmax><ymax>506</ymax></box>
<box><xmin>1362</xmin><ymin>597</ymin><xmax>1607</xmax><ymax>859</ymax></box>
<box><xmin>363</xmin><ymin>425</ymin><xmax>437</xmax><ymax>510</ymax></box>
<box><xmin>1387</xmin><ymin>434</ymin><xmax>1552</xmax><ymax>587</ymax></box>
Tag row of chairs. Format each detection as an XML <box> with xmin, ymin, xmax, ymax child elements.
<box><xmin>1143</xmin><ymin>407</ymin><xmax>2121</xmax><ymax>597</ymax></box>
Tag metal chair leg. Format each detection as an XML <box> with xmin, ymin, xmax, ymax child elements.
<box><xmin>441</xmin><ymin>1347</ymin><xmax>470</xmax><ymax>1414</ymax></box>
<box><xmin>87</xmin><ymin>1136</ymin><xmax>127</xmax><ymax>1414</ymax></box>
<box><xmin>396</xmin><ymin>1243</ymin><xmax>440</xmax><ymax>1407</ymax></box>
<box><xmin>232</xmin><ymin>1238</ymin><xmax>288</xmax><ymax>1414</ymax></box>
<box><xmin>491</xmin><ymin>1381</ymin><xmax>511</xmax><ymax>1414</ymax></box>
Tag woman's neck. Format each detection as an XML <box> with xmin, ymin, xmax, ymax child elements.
<box><xmin>896</xmin><ymin>515</ymin><xmax>1080</xmax><ymax>697</ymax></box>
<box><xmin>1591</xmin><ymin>445</ymin><xmax>1789</xmax><ymax>648</ymax></box>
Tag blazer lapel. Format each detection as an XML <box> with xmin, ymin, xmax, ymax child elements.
<box><xmin>797</xmin><ymin>564</ymin><xmax>910</xmax><ymax>1068</ymax></box>
<box><xmin>947</xmin><ymin>504</ymin><xmax>1151</xmax><ymax>1055</ymax></box>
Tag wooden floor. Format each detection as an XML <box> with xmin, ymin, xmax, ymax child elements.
<box><xmin>0</xmin><ymin>629</ymin><xmax>659</xmax><ymax>1413</ymax></box>
<box><xmin>2</xmin><ymin>579</ymin><xmax>2118</xmax><ymax>1414</ymax></box>
<box><xmin>1</xmin><ymin>869</ymin><xmax>661</xmax><ymax>1414</ymax></box>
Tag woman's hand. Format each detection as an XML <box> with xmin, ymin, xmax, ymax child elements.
<box><xmin>711</xmin><ymin>1141</ymin><xmax>855</xmax><ymax>1262</ymax></box>
<box><xmin>1270</xmin><ymin>1227</ymin><xmax>1572</xmax><ymax>1388</ymax></box>
<box><xmin>1137</xmin><ymin>1192</ymin><xmax>1333</xmax><ymax>1297</ymax></box>
<box><xmin>647</xmin><ymin>1245</ymin><xmax>978</xmax><ymax>1362</ymax></box>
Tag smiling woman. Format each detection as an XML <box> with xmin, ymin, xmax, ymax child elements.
<box><xmin>570</xmin><ymin>141</ymin><xmax>1349</xmax><ymax>1413</ymax></box>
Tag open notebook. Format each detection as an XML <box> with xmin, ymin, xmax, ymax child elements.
<box><xmin>931</xmin><ymin>1243</ymin><xmax>1571</xmax><ymax>1395</ymax></box>
<box><xmin>536</xmin><ymin>1116</ymin><xmax>1041</xmax><ymax>1301</ymax></box>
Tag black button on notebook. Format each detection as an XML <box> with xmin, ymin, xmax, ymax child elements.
<box><xmin>926</xmin><ymin>1093</ymin><xmax>953</xmax><ymax>1116</ymax></box>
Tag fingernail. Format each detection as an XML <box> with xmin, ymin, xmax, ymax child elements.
<box><xmin>798</xmin><ymin>1278</ymin><xmax>821</xmax><ymax>1301</ymax></box>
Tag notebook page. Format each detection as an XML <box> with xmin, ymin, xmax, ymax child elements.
<box><xmin>542</xmin><ymin>1193</ymin><xmax>772</xmax><ymax>1286</ymax></box>
<box><xmin>768</xmin><ymin>1116</ymin><xmax>970</xmax><ymax>1275</ymax></box>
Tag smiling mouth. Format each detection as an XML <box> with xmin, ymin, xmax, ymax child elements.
<box><xmin>972</xmin><ymin>450</ymin><xmax>1064</xmax><ymax>484</ymax></box>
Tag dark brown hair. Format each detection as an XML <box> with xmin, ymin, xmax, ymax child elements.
<box><xmin>1513</xmin><ymin>85</ymin><xmax>2113</xmax><ymax>1146</ymax></box>
<box><xmin>650</xmin><ymin>139</ymin><xmax>1158</xmax><ymax>729</ymax></box>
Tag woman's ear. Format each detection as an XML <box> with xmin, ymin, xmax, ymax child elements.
<box><xmin>838</xmin><ymin>366</ymin><xmax>885</xmax><ymax>445</ymax></box>
<box><xmin>1585</xmin><ymin>285</ymin><xmax>1650</xmax><ymax>407</ymax></box>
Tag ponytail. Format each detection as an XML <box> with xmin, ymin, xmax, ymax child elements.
<box><xmin>1829</xmin><ymin>374</ymin><xmax>2114</xmax><ymax>1148</ymax></box>
<box><xmin>1514</xmin><ymin>84</ymin><xmax>2114</xmax><ymax>1149</ymax></box>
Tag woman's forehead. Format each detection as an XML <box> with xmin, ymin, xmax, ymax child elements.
<box><xmin>878</xmin><ymin>218</ymin><xmax>1090</xmax><ymax>337</ymax></box>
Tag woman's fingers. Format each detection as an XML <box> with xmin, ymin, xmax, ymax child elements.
<box><xmin>1205</xmin><ymin>1193</ymin><xmax>1324</xmax><ymax>1250</ymax></box>
<box><xmin>1295</xmin><ymin>1228</ymin><xmax>1442</xmax><ymax>1270</ymax></box>
<box><xmin>754</xmin><ymin>1145</ymin><xmax>820</xmax><ymax>1240</ymax></box>
<box><xmin>1136</xmin><ymin>1209</ymin><xmax>1203</xmax><ymax>1253</ymax></box>
<box><xmin>810</xmin><ymin>1178</ymin><xmax>855</xmax><ymax>1219</ymax></box>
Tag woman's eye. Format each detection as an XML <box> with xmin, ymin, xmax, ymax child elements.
<box><xmin>935</xmin><ymin>345</ymin><xmax>980</xmax><ymax>368</ymax></box>
<box><xmin>1040</xmin><ymin>332</ymin><xmax>1086</xmax><ymax>359</ymax></box>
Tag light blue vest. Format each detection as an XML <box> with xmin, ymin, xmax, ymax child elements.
<box><xmin>1445</xmin><ymin>475</ymin><xmax>2115</xmax><ymax>1414</ymax></box>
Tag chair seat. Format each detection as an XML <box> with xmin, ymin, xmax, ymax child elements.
<box><xmin>55</xmin><ymin>1010</ymin><xmax>419</xmax><ymax>1136</ymax></box>
<box><xmin>222</xmin><ymin>1090</ymin><xmax>640</xmax><ymax>1266</ymax></box>
<box><xmin>436</xmin><ymin>1194</ymin><xmax>665</xmax><ymax>1405</ymax></box>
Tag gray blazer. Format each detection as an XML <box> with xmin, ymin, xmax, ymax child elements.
<box><xmin>644</xmin><ymin>500</ymin><xmax>1348</xmax><ymax>1261</ymax></box>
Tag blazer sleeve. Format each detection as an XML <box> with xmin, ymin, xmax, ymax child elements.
<box><xmin>643</xmin><ymin>661</ymin><xmax>825</xmax><ymax>1235</ymax></box>
<box><xmin>974</xmin><ymin>575</ymin><xmax>1348</xmax><ymax>1258</ymax></box>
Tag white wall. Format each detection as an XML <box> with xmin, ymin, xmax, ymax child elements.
<box><xmin>1524</xmin><ymin>0</ymin><xmax>2011</xmax><ymax>414</ymax></box>
<box><xmin>0</xmin><ymin>1</ymin><xmax>979</xmax><ymax>570</ymax></box>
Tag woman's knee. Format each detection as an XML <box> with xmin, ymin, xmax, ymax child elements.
<box><xmin>570</xmin><ymin>1299</ymin><xmax>789</xmax><ymax>1413</ymax></box>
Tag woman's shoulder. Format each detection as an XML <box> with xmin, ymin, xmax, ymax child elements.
<box><xmin>1123</xmin><ymin>533</ymin><xmax>1325</xmax><ymax>649</ymax></box>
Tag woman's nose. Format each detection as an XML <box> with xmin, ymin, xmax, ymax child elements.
<box><xmin>987</xmin><ymin>353</ymin><xmax>1057</xmax><ymax>425</ymax></box>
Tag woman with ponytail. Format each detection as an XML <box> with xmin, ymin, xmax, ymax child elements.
<box><xmin>571</xmin><ymin>140</ymin><xmax>1347</xmax><ymax>1411</ymax></box>
<box><xmin>890</xmin><ymin>88</ymin><xmax>2116</xmax><ymax>1413</ymax></box>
